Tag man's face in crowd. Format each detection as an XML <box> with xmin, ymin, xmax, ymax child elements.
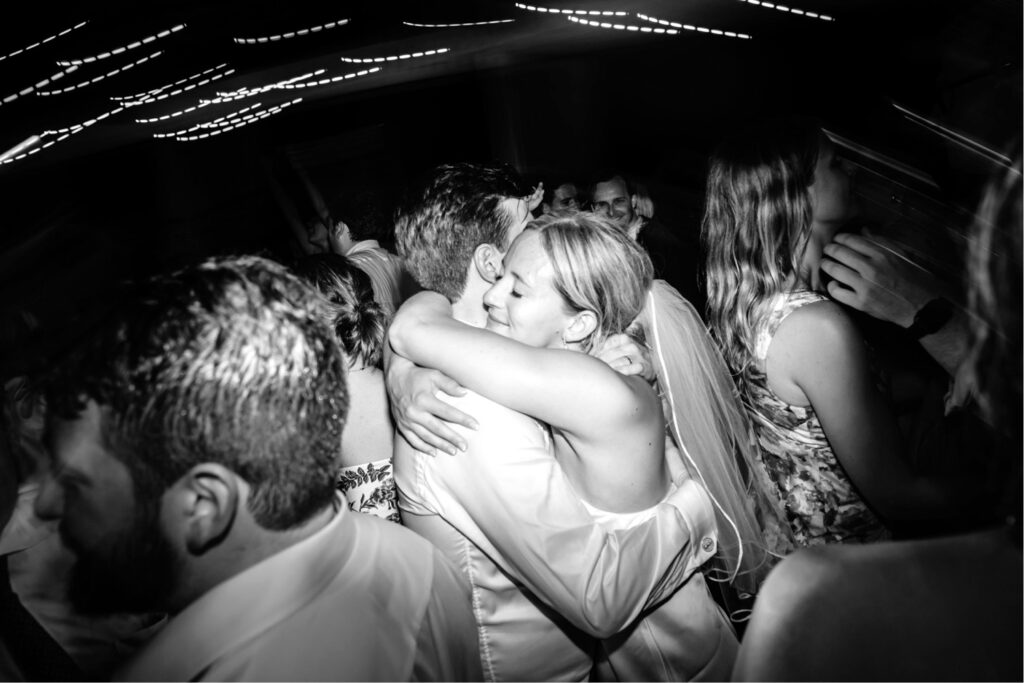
<box><xmin>591</xmin><ymin>178</ymin><xmax>635</xmax><ymax>227</ymax></box>
<box><xmin>36</xmin><ymin>401</ymin><xmax>179</xmax><ymax>615</ymax></box>
<box><xmin>548</xmin><ymin>183</ymin><xmax>580</xmax><ymax>213</ymax></box>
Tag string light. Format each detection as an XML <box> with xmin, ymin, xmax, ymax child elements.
<box><xmin>0</xmin><ymin>20</ymin><xmax>88</xmax><ymax>63</ymax></box>
<box><xmin>565</xmin><ymin>16</ymin><xmax>678</xmax><ymax>34</ymax></box>
<box><xmin>56</xmin><ymin>24</ymin><xmax>187</xmax><ymax>66</ymax></box>
<box><xmin>340</xmin><ymin>48</ymin><xmax>448</xmax><ymax>63</ymax></box>
<box><xmin>736</xmin><ymin>0</ymin><xmax>834</xmax><ymax>22</ymax></box>
<box><xmin>0</xmin><ymin>136</ymin><xmax>65</xmax><ymax>165</ymax></box>
<box><xmin>4</xmin><ymin>104</ymin><xmax>130</xmax><ymax>164</ymax></box>
<box><xmin>37</xmin><ymin>51</ymin><xmax>163</xmax><ymax>96</ymax></box>
<box><xmin>42</xmin><ymin>103</ymin><xmax>132</xmax><ymax>135</ymax></box>
<box><xmin>134</xmin><ymin>99</ymin><xmax>217</xmax><ymax>123</ymax></box>
<box><xmin>137</xmin><ymin>71</ymin><xmax>313</xmax><ymax>121</ymax></box>
<box><xmin>515</xmin><ymin>3</ymin><xmax>628</xmax><ymax>16</ymax></box>
<box><xmin>112</xmin><ymin>63</ymin><xmax>230</xmax><ymax>101</ymax></box>
<box><xmin>1</xmin><ymin>65</ymin><xmax>79</xmax><ymax>106</ymax></box>
<box><xmin>140</xmin><ymin>66</ymin><xmax>370</xmax><ymax>125</ymax></box>
<box><xmin>636</xmin><ymin>13</ymin><xmax>751</xmax><ymax>39</ymax></box>
<box><xmin>233</xmin><ymin>18</ymin><xmax>349</xmax><ymax>44</ymax></box>
<box><xmin>402</xmin><ymin>20</ymin><xmax>515</xmax><ymax>27</ymax></box>
<box><xmin>893</xmin><ymin>102</ymin><xmax>1014</xmax><ymax>168</ymax></box>
<box><xmin>0</xmin><ymin>136</ymin><xmax>43</xmax><ymax>163</ymax></box>
<box><xmin>255</xmin><ymin>67</ymin><xmax>380</xmax><ymax>91</ymax></box>
<box><xmin>152</xmin><ymin>102</ymin><xmax>264</xmax><ymax>138</ymax></box>
<box><xmin>123</xmin><ymin>68</ymin><xmax>236</xmax><ymax>106</ymax></box>
<box><xmin>165</xmin><ymin>98</ymin><xmax>302</xmax><ymax>142</ymax></box>
<box><xmin>214</xmin><ymin>70</ymin><xmax>324</xmax><ymax>99</ymax></box>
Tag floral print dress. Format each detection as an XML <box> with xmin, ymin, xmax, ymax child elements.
<box><xmin>337</xmin><ymin>459</ymin><xmax>401</xmax><ymax>523</ymax></box>
<box><xmin>741</xmin><ymin>291</ymin><xmax>890</xmax><ymax>548</ymax></box>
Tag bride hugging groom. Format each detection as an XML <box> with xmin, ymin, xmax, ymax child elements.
<box><xmin>386</xmin><ymin>161</ymin><xmax>783</xmax><ymax>681</ymax></box>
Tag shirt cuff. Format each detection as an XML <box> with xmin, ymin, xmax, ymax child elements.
<box><xmin>664</xmin><ymin>478</ymin><xmax>718</xmax><ymax>563</ymax></box>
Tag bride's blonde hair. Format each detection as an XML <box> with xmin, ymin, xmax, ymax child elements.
<box><xmin>528</xmin><ymin>212</ymin><xmax>653</xmax><ymax>353</ymax></box>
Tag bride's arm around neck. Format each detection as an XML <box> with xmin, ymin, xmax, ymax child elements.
<box><xmin>389</xmin><ymin>290</ymin><xmax>659</xmax><ymax>442</ymax></box>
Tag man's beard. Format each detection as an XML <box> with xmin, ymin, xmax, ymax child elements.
<box><xmin>65</xmin><ymin>496</ymin><xmax>179</xmax><ymax>616</ymax></box>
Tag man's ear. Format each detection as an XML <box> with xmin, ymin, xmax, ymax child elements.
<box><xmin>630</xmin><ymin>194</ymin><xmax>639</xmax><ymax>212</ymax></box>
<box><xmin>473</xmin><ymin>243</ymin><xmax>503</xmax><ymax>284</ymax></box>
<box><xmin>564</xmin><ymin>310</ymin><xmax>598</xmax><ymax>345</ymax></box>
<box><xmin>173</xmin><ymin>464</ymin><xmax>240</xmax><ymax>556</ymax></box>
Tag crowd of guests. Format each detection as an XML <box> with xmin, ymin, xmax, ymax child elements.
<box><xmin>0</xmin><ymin>117</ymin><xmax>1020</xmax><ymax>681</ymax></box>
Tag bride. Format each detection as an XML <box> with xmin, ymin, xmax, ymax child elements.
<box><xmin>389</xmin><ymin>212</ymin><xmax>788</xmax><ymax>677</ymax></box>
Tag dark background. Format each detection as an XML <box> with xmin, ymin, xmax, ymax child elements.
<box><xmin>0</xmin><ymin>0</ymin><xmax>1020</xmax><ymax>372</ymax></box>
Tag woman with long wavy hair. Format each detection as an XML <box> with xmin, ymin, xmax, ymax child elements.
<box><xmin>701</xmin><ymin>118</ymin><xmax>961</xmax><ymax>549</ymax></box>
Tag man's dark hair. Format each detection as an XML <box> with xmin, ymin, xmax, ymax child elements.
<box><xmin>395</xmin><ymin>162</ymin><xmax>527</xmax><ymax>301</ymax></box>
<box><xmin>42</xmin><ymin>255</ymin><xmax>348</xmax><ymax>531</ymax></box>
<box><xmin>585</xmin><ymin>172</ymin><xmax>634</xmax><ymax>205</ymax></box>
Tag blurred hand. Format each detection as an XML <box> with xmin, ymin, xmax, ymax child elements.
<box><xmin>821</xmin><ymin>231</ymin><xmax>940</xmax><ymax>328</ymax></box>
<box><xmin>595</xmin><ymin>333</ymin><xmax>655</xmax><ymax>383</ymax></box>
<box><xmin>385</xmin><ymin>360</ymin><xmax>477</xmax><ymax>456</ymax></box>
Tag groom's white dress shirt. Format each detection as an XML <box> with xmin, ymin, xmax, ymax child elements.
<box><xmin>395</xmin><ymin>389</ymin><xmax>719</xmax><ymax>681</ymax></box>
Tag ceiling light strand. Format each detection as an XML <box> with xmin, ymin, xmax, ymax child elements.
<box><xmin>166</xmin><ymin>98</ymin><xmax>302</xmax><ymax>141</ymax></box>
<box><xmin>515</xmin><ymin>3</ymin><xmax>628</xmax><ymax>17</ymax></box>
<box><xmin>37</xmin><ymin>51</ymin><xmax>163</xmax><ymax>96</ymax></box>
<box><xmin>215</xmin><ymin>70</ymin><xmax>325</xmax><ymax>99</ymax></box>
<box><xmin>736</xmin><ymin>0</ymin><xmax>834</xmax><ymax>22</ymax></box>
<box><xmin>260</xmin><ymin>67</ymin><xmax>380</xmax><ymax>91</ymax></box>
<box><xmin>402</xmin><ymin>19</ymin><xmax>515</xmax><ymax>27</ymax></box>
<box><xmin>3</xmin><ymin>104</ymin><xmax>131</xmax><ymax>164</ymax></box>
<box><xmin>112</xmin><ymin>63</ymin><xmax>230</xmax><ymax>101</ymax></box>
<box><xmin>0</xmin><ymin>20</ymin><xmax>89</xmax><ymax>63</ymax></box>
<box><xmin>135</xmin><ymin>100</ymin><xmax>214</xmax><ymax>124</ymax></box>
<box><xmin>636</xmin><ymin>13</ymin><xmax>751</xmax><ymax>39</ymax></box>
<box><xmin>152</xmin><ymin>102</ymin><xmax>265</xmax><ymax>138</ymax></box>
<box><xmin>1</xmin><ymin>65</ymin><xmax>80</xmax><ymax>106</ymax></box>
<box><xmin>123</xmin><ymin>68</ymin><xmax>236</xmax><ymax>106</ymax></box>
<box><xmin>42</xmin><ymin>103</ymin><xmax>132</xmax><ymax>135</ymax></box>
<box><xmin>56</xmin><ymin>24</ymin><xmax>187</xmax><ymax>66</ymax></box>
<box><xmin>566</xmin><ymin>16</ymin><xmax>678</xmax><ymax>34</ymax></box>
<box><xmin>340</xmin><ymin>48</ymin><xmax>448</xmax><ymax>63</ymax></box>
<box><xmin>233</xmin><ymin>18</ymin><xmax>349</xmax><ymax>44</ymax></box>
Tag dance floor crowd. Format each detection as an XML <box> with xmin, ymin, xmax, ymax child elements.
<box><xmin>1</xmin><ymin>118</ymin><xmax>1020</xmax><ymax>681</ymax></box>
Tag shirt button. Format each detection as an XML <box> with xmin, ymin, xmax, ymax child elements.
<box><xmin>701</xmin><ymin>537</ymin><xmax>715</xmax><ymax>553</ymax></box>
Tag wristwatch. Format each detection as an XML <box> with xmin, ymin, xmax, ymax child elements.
<box><xmin>906</xmin><ymin>297</ymin><xmax>953</xmax><ymax>339</ymax></box>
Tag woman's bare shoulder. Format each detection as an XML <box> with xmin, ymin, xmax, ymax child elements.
<box><xmin>774</xmin><ymin>297</ymin><xmax>858</xmax><ymax>344</ymax></box>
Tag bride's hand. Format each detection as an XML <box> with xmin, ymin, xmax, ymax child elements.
<box><xmin>385</xmin><ymin>352</ymin><xmax>478</xmax><ymax>456</ymax></box>
<box><xmin>594</xmin><ymin>333</ymin><xmax>655</xmax><ymax>383</ymax></box>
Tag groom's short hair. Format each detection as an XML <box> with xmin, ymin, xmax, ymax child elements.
<box><xmin>395</xmin><ymin>162</ymin><xmax>526</xmax><ymax>301</ymax></box>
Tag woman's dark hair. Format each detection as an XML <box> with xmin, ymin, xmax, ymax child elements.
<box><xmin>293</xmin><ymin>254</ymin><xmax>388</xmax><ymax>368</ymax></box>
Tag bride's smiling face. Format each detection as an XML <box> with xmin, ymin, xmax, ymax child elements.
<box><xmin>483</xmin><ymin>229</ymin><xmax>576</xmax><ymax>349</ymax></box>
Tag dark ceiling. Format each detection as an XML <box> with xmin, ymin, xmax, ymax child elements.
<box><xmin>0</xmin><ymin>0</ymin><xmax>1020</xmax><ymax>371</ymax></box>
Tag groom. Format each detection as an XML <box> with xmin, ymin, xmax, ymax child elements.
<box><xmin>389</xmin><ymin>161</ymin><xmax>736</xmax><ymax>681</ymax></box>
